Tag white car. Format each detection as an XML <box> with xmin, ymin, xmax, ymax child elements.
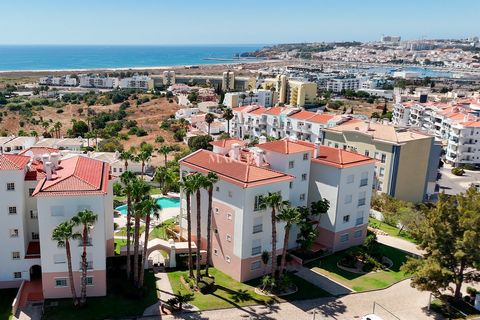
<box><xmin>361</xmin><ymin>315</ymin><xmax>384</xmax><ymax>320</ymax></box>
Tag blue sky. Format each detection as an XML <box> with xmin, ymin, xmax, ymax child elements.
<box><xmin>0</xmin><ymin>0</ymin><xmax>478</xmax><ymax>45</ymax></box>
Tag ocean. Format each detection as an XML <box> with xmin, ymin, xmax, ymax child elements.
<box><xmin>0</xmin><ymin>45</ymin><xmax>263</xmax><ymax>71</ymax></box>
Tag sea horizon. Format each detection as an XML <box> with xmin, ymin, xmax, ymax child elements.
<box><xmin>0</xmin><ymin>44</ymin><xmax>264</xmax><ymax>72</ymax></box>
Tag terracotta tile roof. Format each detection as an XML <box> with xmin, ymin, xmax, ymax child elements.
<box><xmin>33</xmin><ymin>156</ymin><xmax>110</xmax><ymax>197</ymax></box>
<box><xmin>289</xmin><ymin>110</ymin><xmax>316</xmax><ymax>120</ymax></box>
<box><xmin>264</xmin><ymin>107</ymin><xmax>286</xmax><ymax>115</ymax></box>
<box><xmin>248</xmin><ymin>107</ymin><xmax>269</xmax><ymax>115</ymax></box>
<box><xmin>180</xmin><ymin>149</ymin><xmax>293</xmax><ymax>188</ymax></box>
<box><xmin>462</xmin><ymin>121</ymin><xmax>480</xmax><ymax>127</ymax></box>
<box><xmin>308</xmin><ymin>144</ymin><xmax>376</xmax><ymax>169</ymax></box>
<box><xmin>0</xmin><ymin>154</ymin><xmax>30</xmax><ymax>170</ymax></box>
<box><xmin>232</xmin><ymin>106</ymin><xmax>254</xmax><ymax>113</ymax></box>
<box><xmin>25</xmin><ymin>161</ymin><xmax>46</xmax><ymax>181</ymax></box>
<box><xmin>210</xmin><ymin>138</ymin><xmax>246</xmax><ymax>149</ymax></box>
<box><xmin>19</xmin><ymin>146</ymin><xmax>59</xmax><ymax>157</ymax></box>
<box><xmin>257</xmin><ymin>139</ymin><xmax>314</xmax><ymax>154</ymax></box>
<box><xmin>309</xmin><ymin>113</ymin><xmax>335</xmax><ymax>124</ymax></box>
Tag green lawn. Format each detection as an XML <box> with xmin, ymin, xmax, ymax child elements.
<box><xmin>114</xmin><ymin>239</ymin><xmax>127</xmax><ymax>255</ymax></box>
<box><xmin>167</xmin><ymin>268</ymin><xmax>330</xmax><ymax>311</ymax></box>
<box><xmin>149</xmin><ymin>218</ymin><xmax>176</xmax><ymax>240</ymax></box>
<box><xmin>113</xmin><ymin>187</ymin><xmax>162</xmax><ymax>202</ymax></box>
<box><xmin>369</xmin><ymin>217</ymin><xmax>417</xmax><ymax>244</ymax></box>
<box><xmin>115</xmin><ymin>225</ymin><xmax>146</xmax><ymax>237</ymax></box>
<box><xmin>0</xmin><ymin>289</ymin><xmax>16</xmax><ymax>320</ymax></box>
<box><xmin>307</xmin><ymin>243</ymin><xmax>410</xmax><ymax>292</ymax></box>
<box><xmin>43</xmin><ymin>272</ymin><xmax>158</xmax><ymax>320</ymax></box>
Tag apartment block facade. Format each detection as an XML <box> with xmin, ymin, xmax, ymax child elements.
<box><xmin>0</xmin><ymin>152</ymin><xmax>114</xmax><ymax>299</ymax></box>
<box><xmin>79</xmin><ymin>74</ymin><xmax>119</xmax><ymax>88</ymax></box>
<box><xmin>178</xmin><ymin>138</ymin><xmax>375</xmax><ymax>282</ymax></box>
<box><xmin>118</xmin><ymin>75</ymin><xmax>154</xmax><ymax>90</ymax></box>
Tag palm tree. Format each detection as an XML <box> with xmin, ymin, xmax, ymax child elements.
<box><xmin>276</xmin><ymin>206</ymin><xmax>302</xmax><ymax>276</ymax></box>
<box><xmin>158</xmin><ymin>145</ymin><xmax>172</xmax><ymax>167</ymax></box>
<box><xmin>120</xmin><ymin>171</ymin><xmax>136</xmax><ymax>279</ymax></box>
<box><xmin>154</xmin><ymin>166</ymin><xmax>179</xmax><ymax>195</ymax></box>
<box><xmin>190</xmin><ymin>173</ymin><xmax>206</xmax><ymax>284</ymax></box>
<box><xmin>131</xmin><ymin>180</ymin><xmax>151</xmax><ymax>286</ymax></box>
<box><xmin>136</xmin><ymin>196</ymin><xmax>161</xmax><ymax>288</ymax></box>
<box><xmin>54</xmin><ymin>121</ymin><xmax>62</xmax><ymax>138</ymax></box>
<box><xmin>248</xmin><ymin>91</ymin><xmax>255</xmax><ymax>105</ymax></box>
<box><xmin>259</xmin><ymin>192</ymin><xmax>288</xmax><ymax>280</ymax></box>
<box><xmin>119</xmin><ymin>151</ymin><xmax>132</xmax><ymax>172</ymax></box>
<box><xmin>52</xmin><ymin>221</ymin><xmax>79</xmax><ymax>305</ymax></box>
<box><xmin>203</xmin><ymin>172</ymin><xmax>218</xmax><ymax>277</ymax></box>
<box><xmin>261</xmin><ymin>251</ymin><xmax>270</xmax><ymax>275</ymax></box>
<box><xmin>136</xmin><ymin>149</ymin><xmax>152</xmax><ymax>179</ymax></box>
<box><xmin>180</xmin><ymin>174</ymin><xmax>196</xmax><ymax>279</ymax></box>
<box><xmin>239</xmin><ymin>93</ymin><xmax>247</xmax><ymax>106</ymax></box>
<box><xmin>204</xmin><ymin>113</ymin><xmax>215</xmax><ymax>136</ymax></box>
<box><xmin>71</xmin><ymin>209</ymin><xmax>98</xmax><ymax>305</ymax></box>
<box><xmin>222</xmin><ymin>108</ymin><xmax>234</xmax><ymax>137</ymax></box>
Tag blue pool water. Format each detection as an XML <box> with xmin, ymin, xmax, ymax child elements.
<box><xmin>115</xmin><ymin>197</ymin><xmax>180</xmax><ymax>215</ymax></box>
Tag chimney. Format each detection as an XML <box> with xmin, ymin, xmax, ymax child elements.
<box><xmin>314</xmin><ymin>141</ymin><xmax>321</xmax><ymax>159</ymax></box>
<box><xmin>258</xmin><ymin>136</ymin><xmax>267</xmax><ymax>144</ymax></box>
<box><xmin>255</xmin><ymin>150</ymin><xmax>264</xmax><ymax>167</ymax></box>
<box><xmin>45</xmin><ymin>162</ymin><xmax>53</xmax><ymax>180</ymax></box>
<box><xmin>231</xmin><ymin>143</ymin><xmax>241</xmax><ymax>161</ymax></box>
<box><xmin>42</xmin><ymin>154</ymin><xmax>50</xmax><ymax>172</ymax></box>
<box><xmin>50</xmin><ymin>152</ymin><xmax>60</xmax><ymax>169</ymax></box>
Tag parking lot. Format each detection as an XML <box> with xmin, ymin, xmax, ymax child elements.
<box><xmin>437</xmin><ymin>163</ymin><xmax>480</xmax><ymax>195</ymax></box>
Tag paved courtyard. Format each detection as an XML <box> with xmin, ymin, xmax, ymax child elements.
<box><xmin>437</xmin><ymin>163</ymin><xmax>480</xmax><ymax>195</ymax></box>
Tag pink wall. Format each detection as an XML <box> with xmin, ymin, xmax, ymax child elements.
<box><xmin>317</xmin><ymin>225</ymin><xmax>367</xmax><ymax>252</ymax></box>
<box><xmin>42</xmin><ymin>270</ymin><xmax>106</xmax><ymax>299</ymax></box>
<box><xmin>106</xmin><ymin>238</ymin><xmax>115</xmax><ymax>257</ymax></box>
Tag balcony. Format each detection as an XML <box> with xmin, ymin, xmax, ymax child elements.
<box><xmin>25</xmin><ymin>241</ymin><xmax>40</xmax><ymax>259</ymax></box>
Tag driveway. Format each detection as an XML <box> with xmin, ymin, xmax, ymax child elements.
<box><xmin>162</xmin><ymin>279</ymin><xmax>439</xmax><ymax>320</ymax></box>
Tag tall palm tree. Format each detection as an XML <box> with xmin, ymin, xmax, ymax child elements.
<box><xmin>71</xmin><ymin>209</ymin><xmax>98</xmax><ymax>305</ymax></box>
<box><xmin>52</xmin><ymin>221</ymin><xmax>79</xmax><ymax>305</ymax></box>
<box><xmin>53</xmin><ymin>121</ymin><xmax>62</xmax><ymax>138</ymax></box>
<box><xmin>131</xmin><ymin>180</ymin><xmax>151</xmax><ymax>286</ymax></box>
<box><xmin>259</xmin><ymin>192</ymin><xmax>288</xmax><ymax>280</ymax></box>
<box><xmin>248</xmin><ymin>91</ymin><xmax>255</xmax><ymax>105</ymax></box>
<box><xmin>222</xmin><ymin>108</ymin><xmax>234</xmax><ymax>137</ymax></box>
<box><xmin>191</xmin><ymin>173</ymin><xmax>206</xmax><ymax>284</ymax></box>
<box><xmin>136</xmin><ymin>149</ymin><xmax>152</xmax><ymax>179</ymax></box>
<box><xmin>203</xmin><ymin>172</ymin><xmax>218</xmax><ymax>277</ymax></box>
<box><xmin>204</xmin><ymin>113</ymin><xmax>215</xmax><ymax>136</ymax></box>
<box><xmin>136</xmin><ymin>196</ymin><xmax>161</xmax><ymax>288</ymax></box>
<box><xmin>180</xmin><ymin>174</ymin><xmax>196</xmax><ymax>279</ymax></box>
<box><xmin>158</xmin><ymin>145</ymin><xmax>172</xmax><ymax>167</ymax></box>
<box><xmin>120</xmin><ymin>171</ymin><xmax>136</xmax><ymax>279</ymax></box>
<box><xmin>154</xmin><ymin>166</ymin><xmax>179</xmax><ymax>195</ymax></box>
<box><xmin>119</xmin><ymin>150</ymin><xmax>132</xmax><ymax>172</ymax></box>
<box><xmin>276</xmin><ymin>205</ymin><xmax>302</xmax><ymax>276</ymax></box>
<box><xmin>239</xmin><ymin>93</ymin><xmax>247</xmax><ymax>106</ymax></box>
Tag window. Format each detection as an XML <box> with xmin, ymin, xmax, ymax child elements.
<box><xmin>225</xmin><ymin>256</ymin><xmax>231</xmax><ymax>263</ymax></box>
<box><xmin>254</xmin><ymin>195</ymin><xmax>263</xmax><ymax>211</ymax></box>
<box><xmin>358</xmin><ymin>191</ymin><xmax>366</xmax><ymax>206</ymax></box>
<box><xmin>250</xmin><ymin>261</ymin><xmax>261</xmax><ymax>270</ymax></box>
<box><xmin>340</xmin><ymin>234</ymin><xmax>349</xmax><ymax>243</ymax></box>
<box><xmin>30</xmin><ymin>210</ymin><xmax>37</xmax><ymax>219</ymax></box>
<box><xmin>113</xmin><ymin>168</ymin><xmax>117</xmax><ymax>173</ymax></box>
<box><xmin>343</xmin><ymin>215</ymin><xmax>350</xmax><ymax>223</ymax></box>
<box><xmin>289</xmin><ymin>181</ymin><xmax>293</xmax><ymax>189</ymax></box>
<box><xmin>253</xmin><ymin>224</ymin><xmax>263</xmax><ymax>234</ymax></box>
<box><xmin>51</xmin><ymin>206</ymin><xmax>65</xmax><ymax>217</ymax></box>
<box><xmin>346</xmin><ymin>175</ymin><xmax>354</xmax><ymax>184</ymax></box>
<box><xmin>12</xmin><ymin>252</ymin><xmax>20</xmax><ymax>260</ymax></box>
<box><xmin>226</xmin><ymin>234</ymin><xmax>232</xmax><ymax>242</ymax></box>
<box><xmin>354</xmin><ymin>230</ymin><xmax>363</xmax><ymax>238</ymax></box>
<box><xmin>365</xmin><ymin>150</ymin><xmax>370</xmax><ymax>157</ymax></box>
<box><xmin>6</xmin><ymin>183</ymin><xmax>15</xmax><ymax>191</ymax></box>
<box><xmin>301</xmin><ymin>173</ymin><xmax>307</xmax><ymax>181</ymax></box>
<box><xmin>55</xmin><ymin>278</ymin><xmax>68</xmax><ymax>287</ymax></box>
<box><xmin>8</xmin><ymin>206</ymin><xmax>17</xmax><ymax>215</ymax></box>
<box><xmin>381</xmin><ymin>153</ymin><xmax>387</xmax><ymax>164</ymax></box>
<box><xmin>78</xmin><ymin>237</ymin><xmax>92</xmax><ymax>247</ymax></box>
<box><xmin>28</xmin><ymin>188</ymin><xmax>35</xmax><ymax>197</ymax></box>
<box><xmin>360</xmin><ymin>172</ymin><xmax>368</xmax><ymax>187</ymax></box>
<box><xmin>303</xmin><ymin>153</ymin><xmax>309</xmax><ymax>160</ymax></box>
<box><xmin>80</xmin><ymin>261</ymin><xmax>93</xmax><ymax>270</ymax></box>
<box><xmin>215</xmin><ymin>207</ymin><xmax>219</xmax><ymax>214</ymax></box>
<box><xmin>84</xmin><ymin>276</ymin><xmax>94</xmax><ymax>286</ymax></box>
<box><xmin>288</xmin><ymin>161</ymin><xmax>295</xmax><ymax>169</ymax></box>
<box><xmin>344</xmin><ymin>194</ymin><xmax>352</xmax><ymax>204</ymax></box>
<box><xmin>54</xmin><ymin>254</ymin><xmax>66</xmax><ymax>264</ymax></box>
<box><xmin>13</xmin><ymin>272</ymin><xmax>22</xmax><ymax>279</ymax></box>
<box><xmin>251</xmin><ymin>239</ymin><xmax>261</xmax><ymax>256</ymax></box>
<box><xmin>334</xmin><ymin>143</ymin><xmax>339</xmax><ymax>149</ymax></box>
<box><xmin>228</xmin><ymin>191</ymin><xmax>233</xmax><ymax>198</ymax></box>
<box><xmin>32</xmin><ymin>232</ymin><xmax>39</xmax><ymax>240</ymax></box>
<box><xmin>215</xmin><ymin>186</ymin><xmax>220</xmax><ymax>192</ymax></box>
<box><xmin>10</xmin><ymin>229</ymin><xmax>19</xmax><ymax>238</ymax></box>
<box><xmin>356</xmin><ymin>211</ymin><xmax>364</xmax><ymax>225</ymax></box>
<box><xmin>379</xmin><ymin>167</ymin><xmax>385</xmax><ymax>177</ymax></box>
<box><xmin>299</xmin><ymin>193</ymin><xmax>306</xmax><ymax>201</ymax></box>
<box><xmin>119</xmin><ymin>168</ymin><xmax>123</xmax><ymax>173</ymax></box>
<box><xmin>227</xmin><ymin>212</ymin><xmax>232</xmax><ymax>220</ymax></box>
<box><xmin>213</xmin><ymin>248</ymin><xmax>218</xmax><ymax>256</ymax></box>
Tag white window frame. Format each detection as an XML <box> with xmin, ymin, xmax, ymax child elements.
<box><xmin>55</xmin><ymin>278</ymin><xmax>68</xmax><ymax>287</ymax></box>
<box><xmin>12</xmin><ymin>252</ymin><xmax>20</xmax><ymax>260</ymax></box>
<box><xmin>6</xmin><ymin>182</ymin><xmax>15</xmax><ymax>191</ymax></box>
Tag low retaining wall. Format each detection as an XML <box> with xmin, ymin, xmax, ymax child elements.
<box><xmin>11</xmin><ymin>280</ymin><xmax>25</xmax><ymax>316</ymax></box>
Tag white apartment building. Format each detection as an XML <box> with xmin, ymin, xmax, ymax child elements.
<box><xmin>1</xmin><ymin>137</ymin><xmax>37</xmax><ymax>154</ymax></box>
<box><xmin>446</xmin><ymin>121</ymin><xmax>480</xmax><ymax>166</ymax></box>
<box><xmin>118</xmin><ymin>75</ymin><xmax>154</xmax><ymax>90</ymax></box>
<box><xmin>162</xmin><ymin>71</ymin><xmax>176</xmax><ymax>86</ymax></box>
<box><xmin>223</xmin><ymin>89</ymin><xmax>276</xmax><ymax>108</ymax></box>
<box><xmin>178</xmin><ymin>138</ymin><xmax>375</xmax><ymax>282</ymax></box>
<box><xmin>326</xmin><ymin>78</ymin><xmax>361</xmax><ymax>93</ymax></box>
<box><xmin>79</xmin><ymin>74</ymin><xmax>119</xmax><ymax>88</ymax></box>
<box><xmin>0</xmin><ymin>152</ymin><xmax>113</xmax><ymax>301</ymax></box>
<box><xmin>39</xmin><ymin>75</ymin><xmax>77</xmax><ymax>87</ymax></box>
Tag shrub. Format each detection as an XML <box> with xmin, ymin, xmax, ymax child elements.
<box><xmin>451</xmin><ymin>167</ymin><xmax>465</xmax><ymax>176</ymax></box>
<box><xmin>155</xmin><ymin>135</ymin><xmax>165</xmax><ymax>143</ymax></box>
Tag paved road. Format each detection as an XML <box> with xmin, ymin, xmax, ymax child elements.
<box><xmin>437</xmin><ymin>164</ymin><xmax>480</xmax><ymax>195</ymax></box>
<box><xmin>376</xmin><ymin>234</ymin><xmax>424</xmax><ymax>256</ymax></box>
<box><xmin>162</xmin><ymin>279</ymin><xmax>438</xmax><ymax>320</ymax></box>
<box><xmin>295</xmin><ymin>267</ymin><xmax>352</xmax><ymax>296</ymax></box>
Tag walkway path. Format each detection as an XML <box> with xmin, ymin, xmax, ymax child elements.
<box><xmin>162</xmin><ymin>279</ymin><xmax>437</xmax><ymax>320</ymax></box>
<box><xmin>295</xmin><ymin>267</ymin><xmax>352</xmax><ymax>296</ymax></box>
<box><xmin>376</xmin><ymin>234</ymin><xmax>424</xmax><ymax>256</ymax></box>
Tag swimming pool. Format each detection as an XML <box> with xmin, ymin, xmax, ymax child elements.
<box><xmin>115</xmin><ymin>197</ymin><xmax>180</xmax><ymax>215</ymax></box>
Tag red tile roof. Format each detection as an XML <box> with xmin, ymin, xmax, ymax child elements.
<box><xmin>289</xmin><ymin>110</ymin><xmax>316</xmax><ymax>120</ymax></box>
<box><xmin>19</xmin><ymin>146</ymin><xmax>59</xmax><ymax>157</ymax></box>
<box><xmin>257</xmin><ymin>139</ymin><xmax>314</xmax><ymax>154</ymax></box>
<box><xmin>33</xmin><ymin>156</ymin><xmax>110</xmax><ymax>197</ymax></box>
<box><xmin>0</xmin><ymin>154</ymin><xmax>30</xmax><ymax>171</ymax></box>
<box><xmin>264</xmin><ymin>107</ymin><xmax>286</xmax><ymax>115</ymax></box>
<box><xmin>248</xmin><ymin>107</ymin><xmax>269</xmax><ymax>115</ymax></box>
<box><xmin>210</xmin><ymin>138</ymin><xmax>246</xmax><ymax>149</ymax></box>
<box><xmin>311</xmin><ymin>145</ymin><xmax>376</xmax><ymax>168</ymax></box>
<box><xmin>180</xmin><ymin>149</ymin><xmax>293</xmax><ymax>188</ymax></box>
<box><xmin>309</xmin><ymin>113</ymin><xmax>335</xmax><ymax>124</ymax></box>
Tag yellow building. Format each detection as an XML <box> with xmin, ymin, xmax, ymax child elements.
<box><xmin>287</xmin><ymin>80</ymin><xmax>317</xmax><ymax>107</ymax></box>
<box><xmin>322</xmin><ymin>119</ymin><xmax>441</xmax><ymax>203</ymax></box>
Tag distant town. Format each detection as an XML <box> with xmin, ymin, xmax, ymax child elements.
<box><xmin>1</xmin><ymin>36</ymin><xmax>480</xmax><ymax>320</ymax></box>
